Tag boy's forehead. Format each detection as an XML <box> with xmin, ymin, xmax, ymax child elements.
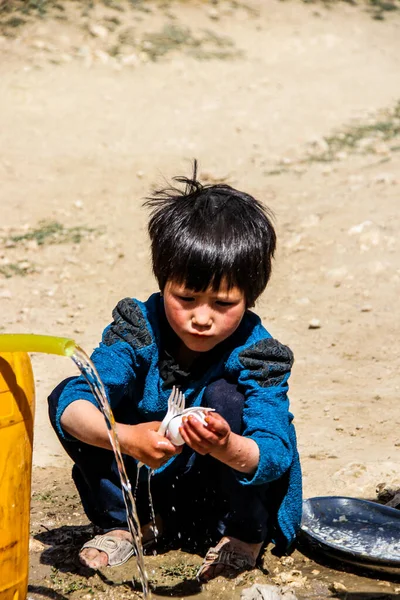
<box><xmin>167</xmin><ymin>279</ymin><xmax>244</xmax><ymax>298</ymax></box>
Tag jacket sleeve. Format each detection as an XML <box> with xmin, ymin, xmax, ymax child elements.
<box><xmin>226</xmin><ymin>337</ymin><xmax>295</xmax><ymax>486</ymax></box>
<box><xmin>54</xmin><ymin>297</ymin><xmax>153</xmax><ymax>439</ymax></box>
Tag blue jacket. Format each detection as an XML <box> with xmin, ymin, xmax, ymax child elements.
<box><xmin>56</xmin><ymin>293</ymin><xmax>302</xmax><ymax>550</ymax></box>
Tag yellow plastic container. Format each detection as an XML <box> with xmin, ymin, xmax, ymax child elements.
<box><xmin>0</xmin><ymin>352</ymin><xmax>35</xmax><ymax>600</ymax></box>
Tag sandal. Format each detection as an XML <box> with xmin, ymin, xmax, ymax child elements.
<box><xmin>196</xmin><ymin>544</ymin><xmax>256</xmax><ymax>582</ymax></box>
<box><xmin>80</xmin><ymin>534</ymin><xmax>135</xmax><ymax>568</ymax></box>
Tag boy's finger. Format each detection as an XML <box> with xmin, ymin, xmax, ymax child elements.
<box><xmin>181</xmin><ymin>417</ymin><xmax>214</xmax><ymax>445</ymax></box>
<box><xmin>205</xmin><ymin>415</ymin><xmax>228</xmax><ymax>436</ymax></box>
<box><xmin>184</xmin><ymin>415</ymin><xmax>216</xmax><ymax>440</ymax></box>
<box><xmin>156</xmin><ymin>438</ymin><xmax>179</xmax><ymax>455</ymax></box>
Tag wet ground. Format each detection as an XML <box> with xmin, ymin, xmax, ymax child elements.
<box><xmin>29</xmin><ymin>467</ymin><xmax>400</xmax><ymax>600</ymax></box>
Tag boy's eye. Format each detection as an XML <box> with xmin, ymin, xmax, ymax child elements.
<box><xmin>216</xmin><ymin>300</ymin><xmax>234</xmax><ymax>307</ymax></box>
<box><xmin>177</xmin><ymin>295</ymin><xmax>195</xmax><ymax>302</ymax></box>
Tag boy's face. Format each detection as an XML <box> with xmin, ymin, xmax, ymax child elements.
<box><xmin>163</xmin><ymin>280</ymin><xmax>246</xmax><ymax>354</ymax></box>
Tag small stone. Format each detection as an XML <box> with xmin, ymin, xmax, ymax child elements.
<box><xmin>26</xmin><ymin>239</ymin><xmax>38</xmax><ymax>251</ymax></box>
<box><xmin>60</xmin><ymin>53</ymin><xmax>72</xmax><ymax>63</ymax></box>
<box><xmin>308</xmin><ymin>318</ymin><xmax>321</xmax><ymax>330</ymax></box>
<box><xmin>361</xmin><ymin>304</ymin><xmax>372</xmax><ymax>312</ymax></box>
<box><xmin>207</xmin><ymin>7</ymin><xmax>220</xmax><ymax>20</ymax></box>
<box><xmin>373</xmin><ymin>172</ymin><xmax>397</xmax><ymax>184</ymax></box>
<box><xmin>29</xmin><ymin>538</ymin><xmax>46</xmax><ymax>552</ymax></box>
<box><xmin>307</xmin><ymin>136</ymin><xmax>329</xmax><ymax>153</ymax></box>
<box><xmin>88</xmin><ymin>23</ymin><xmax>108</xmax><ymax>39</ymax></box>
<box><xmin>94</xmin><ymin>49</ymin><xmax>110</xmax><ymax>65</ymax></box>
<box><xmin>121</xmin><ymin>53</ymin><xmax>139</xmax><ymax>66</ymax></box>
<box><xmin>18</xmin><ymin>261</ymin><xmax>30</xmax><ymax>270</ymax></box>
<box><xmin>280</xmin><ymin>556</ymin><xmax>295</xmax><ymax>567</ymax></box>
<box><xmin>296</xmin><ymin>297</ymin><xmax>311</xmax><ymax>306</ymax></box>
<box><xmin>300</xmin><ymin>214</ymin><xmax>320</xmax><ymax>228</ymax></box>
<box><xmin>321</xmin><ymin>165</ymin><xmax>333</xmax><ymax>175</ymax></box>
<box><xmin>0</xmin><ymin>289</ymin><xmax>12</xmax><ymax>299</ymax></box>
<box><xmin>311</xmin><ymin>569</ymin><xmax>320</xmax><ymax>575</ymax></box>
<box><xmin>348</xmin><ymin>221</ymin><xmax>373</xmax><ymax>235</ymax></box>
<box><xmin>329</xmin><ymin>582</ymin><xmax>347</xmax><ymax>592</ymax></box>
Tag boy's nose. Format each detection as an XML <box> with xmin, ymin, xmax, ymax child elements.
<box><xmin>192</xmin><ymin>306</ymin><xmax>212</xmax><ymax>327</ymax></box>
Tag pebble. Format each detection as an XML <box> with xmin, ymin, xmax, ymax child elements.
<box><xmin>361</xmin><ymin>304</ymin><xmax>373</xmax><ymax>312</ymax></box>
<box><xmin>373</xmin><ymin>172</ymin><xmax>397</xmax><ymax>185</ymax></box>
<box><xmin>348</xmin><ymin>221</ymin><xmax>373</xmax><ymax>235</ymax></box>
<box><xmin>308</xmin><ymin>318</ymin><xmax>321</xmax><ymax>330</ymax></box>
<box><xmin>94</xmin><ymin>49</ymin><xmax>110</xmax><ymax>65</ymax></box>
<box><xmin>300</xmin><ymin>214</ymin><xmax>320</xmax><ymax>228</ymax></box>
<box><xmin>325</xmin><ymin>266</ymin><xmax>348</xmax><ymax>282</ymax></box>
<box><xmin>29</xmin><ymin>538</ymin><xmax>46</xmax><ymax>552</ymax></box>
<box><xmin>330</xmin><ymin>582</ymin><xmax>347</xmax><ymax>592</ymax></box>
<box><xmin>0</xmin><ymin>289</ymin><xmax>12</xmax><ymax>299</ymax></box>
<box><xmin>88</xmin><ymin>23</ymin><xmax>108</xmax><ymax>39</ymax></box>
<box><xmin>307</xmin><ymin>136</ymin><xmax>329</xmax><ymax>153</ymax></box>
<box><xmin>280</xmin><ymin>556</ymin><xmax>295</xmax><ymax>567</ymax></box>
<box><xmin>207</xmin><ymin>7</ymin><xmax>220</xmax><ymax>20</ymax></box>
<box><xmin>296</xmin><ymin>297</ymin><xmax>310</xmax><ymax>305</ymax></box>
<box><xmin>121</xmin><ymin>53</ymin><xmax>140</xmax><ymax>66</ymax></box>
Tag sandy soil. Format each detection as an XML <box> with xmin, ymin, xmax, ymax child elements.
<box><xmin>1</xmin><ymin>0</ymin><xmax>400</xmax><ymax>597</ymax></box>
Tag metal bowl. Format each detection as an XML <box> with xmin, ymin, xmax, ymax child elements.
<box><xmin>300</xmin><ymin>496</ymin><xmax>400</xmax><ymax>574</ymax></box>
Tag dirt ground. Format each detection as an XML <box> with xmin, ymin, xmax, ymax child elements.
<box><xmin>1</xmin><ymin>0</ymin><xmax>400</xmax><ymax>598</ymax></box>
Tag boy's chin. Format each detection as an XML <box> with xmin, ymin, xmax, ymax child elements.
<box><xmin>184</xmin><ymin>336</ymin><xmax>218</xmax><ymax>353</ymax></box>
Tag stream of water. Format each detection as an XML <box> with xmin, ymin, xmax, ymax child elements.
<box><xmin>71</xmin><ymin>345</ymin><xmax>151</xmax><ymax>598</ymax></box>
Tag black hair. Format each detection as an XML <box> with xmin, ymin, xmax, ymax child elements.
<box><xmin>144</xmin><ymin>161</ymin><xmax>276</xmax><ymax>307</ymax></box>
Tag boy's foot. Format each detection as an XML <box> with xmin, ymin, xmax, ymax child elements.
<box><xmin>79</xmin><ymin>517</ymin><xmax>163</xmax><ymax>569</ymax></box>
<box><xmin>79</xmin><ymin>530</ymin><xmax>133</xmax><ymax>569</ymax></box>
<box><xmin>196</xmin><ymin>536</ymin><xmax>262</xmax><ymax>583</ymax></box>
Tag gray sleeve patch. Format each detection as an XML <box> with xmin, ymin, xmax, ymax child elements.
<box><xmin>103</xmin><ymin>298</ymin><xmax>153</xmax><ymax>349</ymax></box>
<box><xmin>239</xmin><ymin>338</ymin><xmax>294</xmax><ymax>388</ymax></box>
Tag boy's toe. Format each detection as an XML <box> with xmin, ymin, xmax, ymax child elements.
<box><xmin>79</xmin><ymin>546</ymin><xmax>109</xmax><ymax>569</ymax></box>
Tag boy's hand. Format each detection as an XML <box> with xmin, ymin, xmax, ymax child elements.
<box><xmin>117</xmin><ymin>421</ymin><xmax>182</xmax><ymax>469</ymax></box>
<box><xmin>179</xmin><ymin>412</ymin><xmax>231</xmax><ymax>455</ymax></box>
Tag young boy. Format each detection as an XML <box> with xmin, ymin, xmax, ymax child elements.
<box><xmin>48</xmin><ymin>163</ymin><xmax>302</xmax><ymax>582</ymax></box>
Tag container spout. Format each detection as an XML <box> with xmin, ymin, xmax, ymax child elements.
<box><xmin>0</xmin><ymin>334</ymin><xmax>76</xmax><ymax>357</ymax></box>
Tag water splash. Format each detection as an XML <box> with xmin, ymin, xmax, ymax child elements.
<box><xmin>71</xmin><ymin>345</ymin><xmax>151</xmax><ymax>598</ymax></box>
<box><xmin>134</xmin><ymin>467</ymin><xmax>159</xmax><ymax>550</ymax></box>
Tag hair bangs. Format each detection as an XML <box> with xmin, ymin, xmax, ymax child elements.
<box><xmin>166</xmin><ymin>233</ymin><xmax>240</xmax><ymax>294</ymax></box>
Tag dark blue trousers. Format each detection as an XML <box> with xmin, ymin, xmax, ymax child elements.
<box><xmin>48</xmin><ymin>379</ymin><xmax>270</xmax><ymax>549</ymax></box>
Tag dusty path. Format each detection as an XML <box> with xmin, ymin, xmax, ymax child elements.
<box><xmin>1</xmin><ymin>0</ymin><xmax>400</xmax><ymax>597</ymax></box>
